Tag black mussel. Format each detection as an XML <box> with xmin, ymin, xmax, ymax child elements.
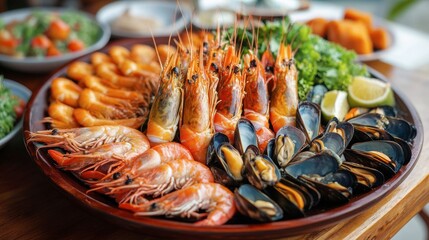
<box><xmin>244</xmin><ymin>147</ymin><xmax>281</xmax><ymax>189</ymax></box>
<box><xmin>298</xmin><ymin>176</ymin><xmax>349</xmax><ymax>207</ymax></box>
<box><xmin>352</xmin><ymin>124</ymin><xmax>394</xmax><ymax>143</ymax></box>
<box><xmin>291</xmin><ymin>151</ymin><xmax>316</xmax><ymax>164</ymax></box>
<box><xmin>370</xmin><ymin>106</ymin><xmax>397</xmax><ymax>118</ymax></box>
<box><xmin>210</xmin><ymin>166</ymin><xmax>237</xmax><ymax>187</ymax></box>
<box><xmin>343</xmin><ymin>149</ymin><xmax>396</xmax><ymax>179</ymax></box>
<box><xmin>344</xmin><ymin>107</ymin><xmax>369</xmax><ymax>121</ymax></box>
<box><xmin>393</xmin><ymin>137</ymin><xmax>412</xmax><ymax>164</ymax></box>
<box><xmin>235</xmin><ymin>184</ymin><xmax>283</xmax><ymax>222</ymax></box>
<box><xmin>264</xmin><ymin>178</ymin><xmax>309</xmax><ymax>218</ymax></box>
<box><xmin>340</xmin><ymin>162</ymin><xmax>384</xmax><ymax>190</ymax></box>
<box><xmin>206</xmin><ymin>132</ymin><xmax>229</xmax><ymax>166</ymax></box>
<box><xmin>325</xmin><ymin>118</ymin><xmax>354</xmax><ymax>147</ymax></box>
<box><xmin>282</xmin><ymin>174</ymin><xmax>321</xmax><ymax>209</ymax></box>
<box><xmin>296</xmin><ymin>102</ymin><xmax>321</xmax><ymax>143</ymax></box>
<box><xmin>316</xmin><ymin>170</ymin><xmax>357</xmax><ymax>198</ymax></box>
<box><xmin>310</xmin><ymin>132</ymin><xmax>345</xmax><ymax>156</ymax></box>
<box><xmin>234</xmin><ymin>118</ymin><xmax>258</xmax><ymax>155</ymax></box>
<box><xmin>351</xmin><ymin>140</ymin><xmax>404</xmax><ymax>172</ymax></box>
<box><xmin>264</xmin><ymin>138</ymin><xmax>275</xmax><ymax>160</ymax></box>
<box><xmin>306</xmin><ymin>84</ymin><xmax>328</xmax><ymax>105</ymax></box>
<box><xmin>347</xmin><ymin>113</ymin><xmax>416</xmax><ymax>142</ymax></box>
<box><xmin>216</xmin><ymin>142</ymin><xmax>244</xmax><ymax>182</ymax></box>
<box><xmin>285</xmin><ymin>150</ymin><xmax>341</xmax><ymax>179</ymax></box>
<box><xmin>272</xmin><ymin>126</ymin><xmax>307</xmax><ymax>168</ymax></box>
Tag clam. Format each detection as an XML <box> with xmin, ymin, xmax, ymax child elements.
<box><xmin>296</xmin><ymin>102</ymin><xmax>321</xmax><ymax>143</ymax></box>
<box><xmin>235</xmin><ymin>184</ymin><xmax>283</xmax><ymax>222</ymax></box>
<box><xmin>234</xmin><ymin>118</ymin><xmax>258</xmax><ymax>155</ymax></box>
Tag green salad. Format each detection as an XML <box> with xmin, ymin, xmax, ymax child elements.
<box><xmin>224</xmin><ymin>18</ymin><xmax>369</xmax><ymax>100</ymax></box>
<box><xmin>0</xmin><ymin>77</ymin><xmax>19</xmax><ymax>138</ymax></box>
<box><xmin>0</xmin><ymin>11</ymin><xmax>101</xmax><ymax>58</ymax></box>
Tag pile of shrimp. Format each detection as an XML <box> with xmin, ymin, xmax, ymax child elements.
<box><xmin>44</xmin><ymin>44</ymin><xmax>177</xmax><ymax>129</ymax></box>
<box><xmin>28</xmin><ymin>24</ymin><xmax>299</xmax><ymax>225</ymax></box>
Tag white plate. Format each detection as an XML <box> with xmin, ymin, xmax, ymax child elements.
<box><xmin>96</xmin><ymin>1</ymin><xmax>191</xmax><ymax>38</ymax></box>
<box><xmin>288</xmin><ymin>3</ymin><xmax>395</xmax><ymax>62</ymax></box>
<box><xmin>0</xmin><ymin>80</ymin><xmax>31</xmax><ymax>149</ymax></box>
<box><xmin>0</xmin><ymin>8</ymin><xmax>110</xmax><ymax>73</ymax></box>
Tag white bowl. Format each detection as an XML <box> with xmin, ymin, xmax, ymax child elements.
<box><xmin>0</xmin><ymin>80</ymin><xmax>31</xmax><ymax>149</ymax></box>
<box><xmin>0</xmin><ymin>8</ymin><xmax>110</xmax><ymax>73</ymax></box>
<box><xmin>96</xmin><ymin>1</ymin><xmax>191</xmax><ymax>38</ymax></box>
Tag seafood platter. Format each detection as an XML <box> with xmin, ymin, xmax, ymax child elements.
<box><xmin>24</xmin><ymin>18</ymin><xmax>422</xmax><ymax>239</ymax></box>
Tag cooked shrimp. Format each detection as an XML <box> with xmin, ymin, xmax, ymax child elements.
<box><xmin>78</xmin><ymin>89</ymin><xmax>144</xmax><ymax>119</ymax></box>
<box><xmin>66</xmin><ymin>61</ymin><xmax>93</xmax><ymax>81</ymax></box>
<box><xmin>80</xmin><ymin>75</ymin><xmax>147</xmax><ymax>103</ymax></box>
<box><xmin>130</xmin><ymin>44</ymin><xmax>156</xmax><ymax>64</ymax></box>
<box><xmin>270</xmin><ymin>44</ymin><xmax>298</xmax><ymax>132</ymax></box>
<box><xmin>26</xmin><ymin>125</ymin><xmax>150</xmax><ymax>172</ymax></box>
<box><xmin>109</xmin><ymin>45</ymin><xmax>129</xmax><ymax>65</ymax></box>
<box><xmin>180</xmin><ymin>47</ymin><xmax>217</xmax><ymax>163</ymax></box>
<box><xmin>43</xmin><ymin>101</ymin><xmax>80</xmax><ymax>128</ymax></box>
<box><xmin>120</xmin><ymin>183</ymin><xmax>236</xmax><ymax>226</ymax></box>
<box><xmin>91</xmin><ymin>159</ymin><xmax>214</xmax><ymax>204</ymax></box>
<box><xmin>73</xmin><ymin>108</ymin><xmax>147</xmax><ymax>129</ymax></box>
<box><xmin>261</xmin><ymin>47</ymin><xmax>276</xmax><ymax>94</ymax></box>
<box><xmin>146</xmin><ymin>53</ymin><xmax>183</xmax><ymax>145</ymax></box>
<box><xmin>214</xmin><ymin>45</ymin><xmax>245</xmax><ymax>142</ymax></box>
<box><xmin>91</xmin><ymin>52</ymin><xmax>113</xmax><ymax>66</ymax></box>
<box><xmin>157</xmin><ymin>44</ymin><xmax>177</xmax><ymax>65</ymax></box>
<box><xmin>243</xmin><ymin>52</ymin><xmax>274</xmax><ymax>151</ymax></box>
<box><xmin>80</xmin><ymin>142</ymin><xmax>193</xmax><ymax>181</ymax></box>
<box><xmin>50</xmin><ymin>77</ymin><xmax>82</xmax><ymax>107</ymax></box>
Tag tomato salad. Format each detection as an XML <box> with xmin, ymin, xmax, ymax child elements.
<box><xmin>0</xmin><ymin>11</ymin><xmax>101</xmax><ymax>58</ymax></box>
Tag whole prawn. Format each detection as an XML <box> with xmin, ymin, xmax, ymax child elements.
<box><xmin>91</xmin><ymin>159</ymin><xmax>214</xmax><ymax>205</ymax></box>
<box><xmin>26</xmin><ymin>126</ymin><xmax>150</xmax><ymax>173</ymax></box>
<box><xmin>243</xmin><ymin>51</ymin><xmax>274</xmax><ymax>151</ymax></box>
<box><xmin>180</xmin><ymin>46</ymin><xmax>217</xmax><ymax>163</ymax></box>
<box><xmin>270</xmin><ymin>44</ymin><xmax>298</xmax><ymax>133</ymax></box>
<box><xmin>120</xmin><ymin>183</ymin><xmax>236</xmax><ymax>226</ymax></box>
<box><xmin>214</xmin><ymin>45</ymin><xmax>245</xmax><ymax>142</ymax></box>
<box><xmin>146</xmin><ymin>53</ymin><xmax>183</xmax><ymax>145</ymax></box>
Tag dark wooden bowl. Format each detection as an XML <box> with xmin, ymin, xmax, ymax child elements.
<box><xmin>23</xmin><ymin>38</ymin><xmax>424</xmax><ymax>240</ymax></box>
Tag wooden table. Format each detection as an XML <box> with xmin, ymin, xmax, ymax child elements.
<box><xmin>0</xmin><ymin>60</ymin><xmax>428</xmax><ymax>240</ymax></box>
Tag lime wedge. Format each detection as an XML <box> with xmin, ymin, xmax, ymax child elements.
<box><xmin>321</xmin><ymin>90</ymin><xmax>350</xmax><ymax>122</ymax></box>
<box><xmin>348</xmin><ymin>76</ymin><xmax>395</xmax><ymax>108</ymax></box>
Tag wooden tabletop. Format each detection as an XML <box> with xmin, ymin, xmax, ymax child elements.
<box><xmin>0</xmin><ymin>59</ymin><xmax>428</xmax><ymax>239</ymax></box>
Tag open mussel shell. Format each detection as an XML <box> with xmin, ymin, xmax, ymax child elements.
<box><xmin>351</xmin><ymin>140</ymin><xmax>405</xmax><ymax>172</ymax></box>
<box><xmin>393</xmin><ymin>137</ymin><xmax>412</xmax><ymax>164</ymax></box>
<box><xmin>244</xmin><ymin>146</ymin><xmax>281</xmax><ymax>190</ymax></box>
<box><xmin>351</xmin><ymin>124</ymin><xmax>394</xmax><ymax>144</ymax></box>
<box><xmin>317</xmin><ymin>170</ymin><xmax>357</xmax><ymax>198</ymax></box>
<box><xmin>285</xmin><ymin>149</ymin><xmax>341</xmax><ymax>179</ymax></box>
<box><xmin>264</xmin><ymin>178</ymin><xmax>311</xmax><ymax>219</ymax></box>
<box><xmin>310</xmin><ymin>132</ymin><xmax>345</xmax><ymax>156</ymax></box>
<box><xmin>340</xmin><ymin>162</ymin><xmax>384</xmax><ymax>193</ymax></box>
<box><xmin>343</xmin><ymin>149</ymin><xmax>396</xmax><ymax>179</ymax></box>
<box><xmin>267</xmin><ymin>126</ymin><xmax>307</xmax><ymax>168</ymax></box>
<box><xmin>234</xmin><ymin>184</ymin><xmax>283</xmax><ymax>222</ymax></box>
<box><xmin>296</xmin><ymin>102</ymin><xmax>321</xmax><ymax>143</ymax></box>
<box><xmin>347</xmin><ymin>113</ymin><xmax>416</xmax><ymax>142</ymax></box>
<box><xmin>298</xmin><ymin>175</ymin><xmax>349</xmax><ymax>208</ymax></box>
<box><xmin>214</xmin><ymin>142</ymin><xmax>245</xmax><ymax>183</ymax></box>
<box><xmin>206</xmin><ymin>132</ymin><xmax>229</xmax><ymax>166</ymax></box>
<box><xmin>234</xmin><ymin>118</ymin><xmax>258</xmax><ymax>155</ymax></box>
<box><xmin>306</xmin><ymin>84</ymin><xmax>328</xmax><ymax>105</ymax></box>
<box><xmin>325</xmin><ymin>117</ymin><xmax>354</xmax><ymax>147</ymax></box>
<box><xmin>370</xmin><ymin>106</ymin><xmax>397</xmax><ymax>117</ymax></box>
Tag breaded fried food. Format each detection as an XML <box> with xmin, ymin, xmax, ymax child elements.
<box><xmin>344</xmin><ymin>8</ymin><xmax>373</xmax><ymax>32</ymax></box>
<box><xmin>327</xmin><ymin>20</ymin><xmax>373</xmax><ymax>54</ymax></box>
<box><xmin>306</xmin><ymin>18</ymin><xmax>330</xmax><ymax>38</ymax></box>
<box><xmin>370</xmin><ymin>27</ymin><xmax>391</xmax><ymax>50</ymax></box>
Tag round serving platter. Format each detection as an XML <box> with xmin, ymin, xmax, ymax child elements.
<box><xmin>23</xmin><ymin>38</ymin><xmax>423</xmax><ymax>240</ymax></box>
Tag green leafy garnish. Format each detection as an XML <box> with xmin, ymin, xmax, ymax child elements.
<box><xmin>0</xmin><ymin>76</ymin><xmax>18</xmax><ymax>139</ymax></box>
<box><xmin>224</xmin><ymin>18</ymin><xmax>368</xmax><ymax>100</ymax></box>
